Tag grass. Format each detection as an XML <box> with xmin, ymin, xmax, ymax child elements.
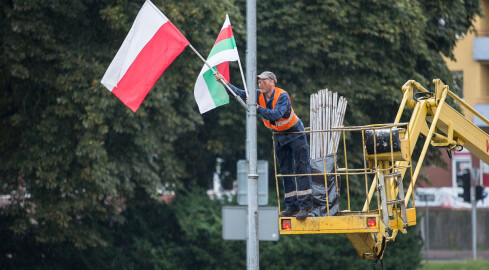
<box><xmin>419</xmin><ymin>260</ymin><xmax>489</xmax><ymax>270</ymax></box>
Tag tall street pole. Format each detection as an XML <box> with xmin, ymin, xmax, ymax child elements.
<box><xmin>425</xmin><ymin>199</ymin><xmax>429</xmax><ymax>261</ymax></box>
<box><xmin>246</xmin><ymin>0</ymin><xmax>258</xmax><ymax>269</ymax></box>
<box><xmin>471</xmin><ymin>168</ymin><xmax>479</xmax><ymax>261</ymax></box>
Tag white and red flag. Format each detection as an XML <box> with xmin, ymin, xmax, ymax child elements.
<box><xmin>101</xmin><ymin>0</ymin><xmax>189</xmax><ymax>112</ymax></box>
<box><xmin>194</xmin><ymin>15</ymin><xmax>241</xmax><ymax>114</ymax></box>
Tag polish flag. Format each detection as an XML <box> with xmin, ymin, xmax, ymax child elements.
<box><xmin>101</xmin><ymin>0</ymin><xmax>189</xmax><ymax>112</ymax></box>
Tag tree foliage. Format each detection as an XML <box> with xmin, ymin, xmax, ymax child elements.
<box><xmin>0</xmin><ymin>187</ymin><xmax>421</xmax><ymax>269</ymax></box>
<box><xmin>0</xmin><ymin>0</ymin><xmax>481</xmax><ymax>268</ymax></box>
<box><xmin>245</xmin><ymin>0</ymin><xmax>480</xmax><ymax>126</ymax></box>
<box><xmin>242</xmin><ymin>0</ymin><xmax>481</xmax><ymax>193</ymax></box>
<box><xmin>0</xmin><ymin>0</ymin><xmax>240</xmax><ymax>248</ymax></box>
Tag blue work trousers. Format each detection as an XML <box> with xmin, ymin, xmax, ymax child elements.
<box><xmin>275</xmin><ymin>134</ymin><xmax>313</xmax><ymax>211</ymax></box>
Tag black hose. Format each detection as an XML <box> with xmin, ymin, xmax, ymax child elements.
<box><xmin>372</xmin><ymin>237</ymin><xmax>386</xmax><ymax>270</ymax></box>
<box><xmin>414</xmin><ymin>92</ymin><xmax>434</xmax><ymax>102</ymax></box>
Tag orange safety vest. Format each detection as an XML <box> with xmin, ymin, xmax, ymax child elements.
<box><xmin>258</xmin><ymin>87</ymin><xmax>299</xmax><ymax>131</ymax></box>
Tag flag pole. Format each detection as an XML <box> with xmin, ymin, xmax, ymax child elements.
<box><xmin>237</xmin><ymin>57</ymin><xmax>249</xmax><ymax>99</ymax></box>
<box><xmin>227</xmin><ymin>14</ymin><xmax>249</xmax><ymax>99</ymax></box>
<box><xmin>188</xmin><ymin>44</ymin><xmax>249</xmax><ymax>112</ymax></box>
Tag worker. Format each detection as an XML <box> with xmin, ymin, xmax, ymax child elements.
<box><xmin>214</xmin><ymin>71</ymin><xmax>313</xmax><ymax>220</ymax></box>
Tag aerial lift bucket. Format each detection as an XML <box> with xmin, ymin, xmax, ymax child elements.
<box><xmin>273</xmin><ymin>123</ymin><xmax>416</xmax><ymax>260</ymax></box>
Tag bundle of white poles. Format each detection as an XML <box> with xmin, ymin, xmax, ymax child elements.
<box><xmin>309</xmin><ymin>89</ymin><xmax>347</xmax><ymax>159</ymax></box>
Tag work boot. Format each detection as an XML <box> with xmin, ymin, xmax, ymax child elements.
<box><xmin>280</xmin><ymin>209</ymin><xmax>299</xmax><ymax>217</ymax></box>
<box><xmin>296</xmin><ymin>208</ymin><xmax>313</xmax><ymax>220</ymax></box>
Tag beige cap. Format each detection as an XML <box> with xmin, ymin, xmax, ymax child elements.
<box><xmin>257</xmin><ymin>71</ymin><xmax>277</xmax><ymax>83</ymax></box>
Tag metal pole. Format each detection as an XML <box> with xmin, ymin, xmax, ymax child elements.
<box><xmin>246</xmin><ymin>0</ymin><xmax>258</xmax><ymax>269</ymax></box>
<box><xmin>237</xmin><ymin>58</ymin><xmax>249</xmax><ymax>99</ymax></box>
<box><xmin>425</xmin><ymin>200</ymin><xmax>429</xmax><ymax>262</ymax></box>
<box><xmin>471</xmin><ymin>169</ymin><xmax>479</xmax><ymax>261</ymax></box>
<box><xmin>472</xmin><ymin>185</ymin><xmax>477</xmax><ymax>261</ymax></box>
<box><xmin>309</xmin><ymin>95</ymin><xmax>314</xmax><ymax>159</ymax></box>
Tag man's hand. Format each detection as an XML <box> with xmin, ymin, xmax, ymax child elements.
<box><xmin>244</xmin><ymin>98</ymin><xmax>259</xmax><ymax>109</ymax></box>
<box><xmin>245</xmin><ymin>98</ymin><xmax>259</xmax><ymax>109</ymax></box>
<box><xmin>214</xmin><ymin>72</ymin><xmax>227</xmax><ymax>85</ymax></box>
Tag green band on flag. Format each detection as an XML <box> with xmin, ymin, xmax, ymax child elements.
<box><xmin>208</xmin><ymin>37</ymin><xmax>236</xmax><ymax>59</ymax></box>
<box><xmin>203</xmin><ymin>68</ymin><xmax>229</xmax><ymax>107</ymax></box>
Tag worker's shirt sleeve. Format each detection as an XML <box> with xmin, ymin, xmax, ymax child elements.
<box><xmin>227</xmin><ymin>84</ymin><xmax>247</xmax><ymax>101</ymax></box>
<box><xmin>257</xmin><ymin>93</ymin><xmax>289</xmax><ymax>121</ymax></box>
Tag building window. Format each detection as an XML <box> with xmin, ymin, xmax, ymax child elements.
<box><xmin>452</xmin><ymin>71</ymin><xmax>464</xmax><ymax>98</ymax></box>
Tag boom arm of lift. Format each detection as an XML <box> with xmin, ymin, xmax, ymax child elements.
<box><xmin>346</xmin><ymin>79</ymin><xmax>489</xmax><ymax>260</ymax></box>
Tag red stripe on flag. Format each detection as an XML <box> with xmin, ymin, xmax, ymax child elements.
<box><xmin>112</xmin><ymin>22</ymin><xmax>189</xmax><ymax>112</ymax></box>
<box><xmin>216</xmin><ymin>62</ymin><xmax>230</xmax><ymax>82</ymax></box>
<box><xmin>214</xmin><ymin>25</ymin><xmax>234</xmax><ymax>45</ymax></box>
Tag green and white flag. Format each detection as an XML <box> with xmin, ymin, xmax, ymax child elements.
<box><xmin>194</xmin><ymin>15</ymin><xmax>240</xmax><ymax>114</ymax></box>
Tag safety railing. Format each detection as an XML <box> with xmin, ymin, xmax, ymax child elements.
<box><xmin>272</xmin><ymin>122</ymin><xmax>415</xmax><ymax>222</ymax></box>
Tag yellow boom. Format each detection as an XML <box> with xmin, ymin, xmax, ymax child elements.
<box><xmin>275</xmin><ymin>79</ymin><xmax>489</xmax><ymax>261</ymax></box>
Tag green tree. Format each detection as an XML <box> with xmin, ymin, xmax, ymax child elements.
<box><xmin>0</xmin><ymin>187</ymin><xmax>246</xmax><ymax>270</ymax></box>
<box><xmin>234</xmin><ymin>0</ymin><xmax>481</xmax><ymax>193</ymax></box>
<box><xmin>0</xmin><ymin>0</ymin><xmax>241</xmax><ymax>248</ymax></box>
<box><xmin>0</xmin><ymin>187</ymin><xmax>421</xmax><ymax>269</ymax></box>
<box><xmin>235</xmin><ymin>0</ymin><xmax>479</xmax><ymax>269</ymax></box>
